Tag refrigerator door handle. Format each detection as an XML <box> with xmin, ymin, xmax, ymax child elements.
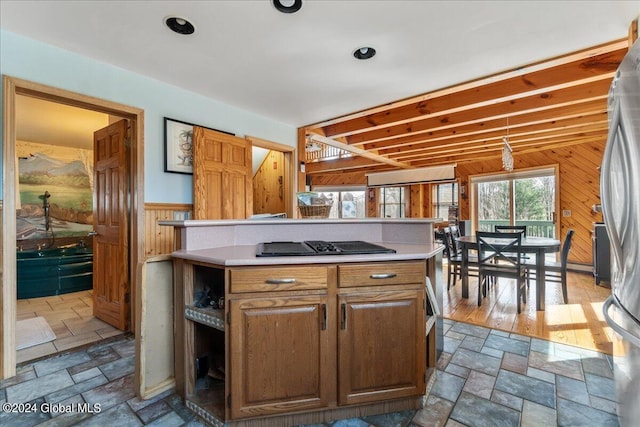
<box><xmin>600</xmin><ymin>103</ymin><xmax>626</xmax><ymax>273</ymax></box>
<box><xmin>603</xmin><ymin>295</ymin><xmax>640</xmax><ymax>348</ymax></box>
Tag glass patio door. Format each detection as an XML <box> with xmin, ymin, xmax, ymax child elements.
<box><xmin>477</xmin><ymin>180</ymin><xmax>511</xmax><ymax>232</ymax></box>
<box><xmin>473</xmin><ymin>167</ymin><xmax>557</xmax><ymax>239</ymax></box>
<box><xmin>514</xmin><ymin>176</ymin><xmax>556</xmax><ymax>237</ymax></box>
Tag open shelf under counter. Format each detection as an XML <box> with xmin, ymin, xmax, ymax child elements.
<box><xmin>185</xmin><ymin>305</ymin><xmax>225</xmax><ymax>330</ymax></box>
<box><xmin>186</xmin><ymin>378</ymin><xmax>225</xmax><ymax>427</ymax></box>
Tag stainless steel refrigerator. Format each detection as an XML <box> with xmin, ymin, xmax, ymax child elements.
<box><xmin>601</xmin><ymin>39</ymin><xmax>640</xmax><ymax>427</ymax></box>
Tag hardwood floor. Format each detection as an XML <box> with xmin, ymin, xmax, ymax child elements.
<box><xmin>442</xmin><ymin>267</ymin><xmax>620</xmax><ymax>355</ymax></box>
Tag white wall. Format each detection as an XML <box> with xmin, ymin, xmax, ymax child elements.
<box><xmin>0</xmin><ymin>30</ymin><xmax>297</xmax><ymax>204</ymax></box>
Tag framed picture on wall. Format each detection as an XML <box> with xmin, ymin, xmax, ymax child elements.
<box><xmin>164</xmin><ymin>117</ymin><xmax>195</xmax><ymax>174</ymax></box>
<box><xmin>164</xmin><ymin>117</ymin><xmax>236</xmax><ymax>174</ymax></box>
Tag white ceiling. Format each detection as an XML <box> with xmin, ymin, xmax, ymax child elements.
<box><xmin>15</xmin><ymin>96</ymin><xmax>109</xmax><ymax>149</ymax></box>
<box><xmin>1</xmin><ymin>1</ymin><xmax>639</xmax><ymax>129</ymax></box>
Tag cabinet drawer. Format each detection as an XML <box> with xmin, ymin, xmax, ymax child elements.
<box><xmin>339</xmin><ymin>261</ymin><xmax>425</xmax><ymax>287</ymax></box>
<box><xmin>230</xmin><ymin>266</ymin><xmax>328</xmax><ymax>293</ymax></box>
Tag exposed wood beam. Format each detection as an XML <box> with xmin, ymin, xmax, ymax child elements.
<box><xmin>305</xmin><ymin>39</ymin><xmax>627</xmax><ymax>130</ymax></box>
<box><xmin>381</xmin><ymin>120</ymin><xmax>609</xmax><ymax>158</ymax></box>
<box><xmin>307</xmin><ymin>134</ymin><xmax>412</xmax><ymax>169</ymax></box>
<box><xmin>305</xmin><ymin>156</ymin><xmax>390</xmax><ymax>174</ymax></box>
<box><xmin>409</xmin><ymin>136</ymin><xmax>606</xmax><ymax>168</ymax></box>
<box><xmin>328</xmin><ymin>72</ymin><xmax>616</xmax><ymax>141</ymax></box>
<box><xmin>403</xmin><ymin>133</ymin><xmax>606</xmax><ymax>163</ymax></box>
<box><xmin>364</xmin><ymin>107</ymin><xmax>607</xmax><ymax>152</ymax></box>
<box><xmin>630</xmin><ymin>17</ymin><xmax>638</xmax><ymax>45</ymax></box>
<box><xmin>345</xmin><ymin>79</ymin><xmax>611</xmax><ymax>145</ymax></box>
<box><xmin>301</xmin><ymin>38</ymin><xmax>628</xmax><ymax>177</ymax></box>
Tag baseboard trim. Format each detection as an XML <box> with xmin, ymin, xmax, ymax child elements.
<box><xmin>567</xmin><ymin>262</ymin><xmax>593</xmax><ymax>274</ymax></box>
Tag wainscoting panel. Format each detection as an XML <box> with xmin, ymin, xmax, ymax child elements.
<box><xmin>144</xmin><ymin>203</ymin><xmax>193</xmax><ymax>256</ymax></box>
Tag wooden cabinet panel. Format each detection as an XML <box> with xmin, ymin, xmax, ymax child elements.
<box><xmin>193</xmin><ymin>127</ymin><xmax>252</xmax><ymax>220</ymax></box>
<box><xmin>178</xmin><ymin>259</ymin><xmax>432</xmax><ymax>424</ymax></box>
<box><xmin>338</xmin><ymin>261</ymin><xmax>425</xmax><ymax>287</ymax></box>
<box><xmin>230</xmin><ymin>295</ymin><xmax>330</xmax><ymax>419</ymax></box>
<box><xmin>338</xmin><ymin>289</ymin><xmax>426</xmax><ymax>405</ymax></box>
<box><xmin>230</xmin><ymin>266</ymin><xmax>328</xmax><ymax>293</ymax></box>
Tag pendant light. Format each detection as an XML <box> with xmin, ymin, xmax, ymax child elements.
<box><xmin>502</xmin><ymin>118</ymin><xmax>514</xmax><ymax>172</ymax></box>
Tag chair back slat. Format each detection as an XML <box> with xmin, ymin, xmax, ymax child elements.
<box><xmin>476</xmin><ymin>230</ymin><xmax>527</xmax><ymax>313</ymax></box>
<box><xmin>476</xmin><ymin>231</ymin><xmax>523</xmax><ymax>268</ymax></box>
<box><xmin>495</xmin><ymin>225</ymin><xmax>527</xmax><ymax>238</ymax></box>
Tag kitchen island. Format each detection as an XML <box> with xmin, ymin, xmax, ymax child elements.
<box><xmin>163</xmin><ymin>219</ymin><xmax>444</xmax><ymax>427</ymax></box>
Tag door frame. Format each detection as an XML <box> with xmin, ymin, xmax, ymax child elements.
<box><xmin>246</xmin><ymin>135</ymin><xmax>296</xmax><ymax>218</ymax></box>
<box><xmin>1</xmin><ymin>76</ymin><xmax>145</xmax><ymax>378</ymax></box>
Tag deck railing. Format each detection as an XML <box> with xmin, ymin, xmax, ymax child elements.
<box><xmin>477</xmin><ymin>220</ymin><xmax>556</xmax><ymax>238</ymax></box>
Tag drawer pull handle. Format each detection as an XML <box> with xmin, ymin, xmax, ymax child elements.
<box><xmin>370</xmin><ymin>273</ymin><xmax>397</xmax><ymax>279</ymax></box>
<box><xmin>265</xmin><ymin>278</ymin><xmax>296</xmax><ymax>284</ymax></box>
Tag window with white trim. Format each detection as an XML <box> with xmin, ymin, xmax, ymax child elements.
<box><xmin>432</xmin><ymin>182</ymin><xmax>458</xmax><ymax>220</ymax></box>
<box><xmin>379</xmin><ymin>187</ymin><xmax>405</xmax><ymax>218</ymax></box>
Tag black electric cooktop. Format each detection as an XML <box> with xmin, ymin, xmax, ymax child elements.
<box><xmin>256</xmin><ymin>240</ymin><xmax>396</xmax><ymax>257</ymax></box>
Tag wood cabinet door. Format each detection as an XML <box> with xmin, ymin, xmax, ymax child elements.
<box><xmin>229</xmin><ymin>295</ymin><xmax>330</xmax><ymax>419</ymax></box>
<box><xmin>193</xmin><ymin>127</ymin><xmax>252</xmax><ymax>219</ymax></box>
<box><xmin>338</xmin><ymin>289</ymin><xmax>426</xmax><ymax>406</ymax></box>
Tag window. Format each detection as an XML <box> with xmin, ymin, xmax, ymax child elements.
<box><xmin>472</xmin><ymin>166</ymin><xmax>557</xmax><ymax>238</ymax></box>
<box><xmin>379</xmin><ymin>187</ymin><xmax>405</xmax><ymax>218</ymax></box>
<box><xmin>432</xmin><ymin>182</ymin><xmax>458</xmax><ymax>220</ymax></box>
<box><xmin>314</xmin><ymin>191</ymin><xmax>366</xmax><ymax>218</ymax></box>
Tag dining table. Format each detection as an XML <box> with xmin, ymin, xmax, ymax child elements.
<box><xmin>457</xmin><ymin>235</ymin><xmax>561</xmax><ymax>311</ymax></box>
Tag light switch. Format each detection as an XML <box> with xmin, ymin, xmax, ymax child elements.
<box><xmin>562</xmin><ymin>210</ymin><xmax>571</xmax><ymax>217</ymax></box>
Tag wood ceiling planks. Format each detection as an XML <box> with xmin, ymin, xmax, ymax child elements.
<box><xmin>301</xmin><ymin>39</ymin><xmax>629</xmax><ymax>175</ymax></box>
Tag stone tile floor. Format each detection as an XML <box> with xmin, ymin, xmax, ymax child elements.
<box><xmin>0</xmin><ymin>319</ymin><xmax>619</xmax><ymax>426</ymax></box>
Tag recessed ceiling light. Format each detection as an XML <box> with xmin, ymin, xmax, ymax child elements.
<box><xmin>165</xmin><ymin>16</ymin><xmax>195</xmax><ymax>35</ymax></box>
<box><xmin>273</xmin><ymin>0</ymin><xmax>302</xmax><ymax>14</ymax></box>
<box><xmin>353</xmin><ymin>47</ymin><xmax>376</xmax><ymax>60</ymax></box>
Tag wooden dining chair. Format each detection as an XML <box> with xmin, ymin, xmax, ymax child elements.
<box><xmin>476</xmin><ymin>231</ymin><xmax>528</xmax><ymax>313</ymax></box>
<box><xmin>495</xmin><ymin>224</ymin><xmax>533</xmax><ymax>284</ymax></box>
<box><xmin>539</xmin><ymin>229</ymin><xmax>574</xmax><ymax>304</ymax></box>
<box><xmin>437</xmin><ymin>228</ymin><xmax>478</xmax><ymax>290</ymax></box>
<box><xmin>438</xmin><ymin>228</ymin><xmax>461</xmax><ymax>290</ymax></box>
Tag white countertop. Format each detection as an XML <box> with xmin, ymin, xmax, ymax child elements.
<box><xmin>161</xmin><ymin>218</ymin><xmax>442</xmax><ymax>227</ymax></box>
<box><xmin>172</xmin><ymin>242</ymin><xmax>442</xmax><ymax>266</ymax></box>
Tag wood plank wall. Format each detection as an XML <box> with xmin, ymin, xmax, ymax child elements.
<box><xmin>144</xmin><ymin>203</ymin><xmax>193</xmax><ymax>257</ymax></box>
<box><xmin>456</xmin><ymin>140</ymin><xmax>605</xmax><ymax>265</ymax></box>
<box><xmin>310</xmin><ymin>139</ymin><xmax>605</xmax><ymax>265</ymax></box>
<box><xmin>252</xmin><ymin>150</ymin><xmax>286</xmax><ymax>215</ymax></box>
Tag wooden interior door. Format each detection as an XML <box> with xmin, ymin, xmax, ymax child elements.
<box><xmin>252</xmin><ymin>150</ymin><xmax>287</xmax><ymax>215</ymax></box>
<box><xmin>193</xmin><ymin>127</ymin><xmax>252</xmax><ymax>219</ymax></box>
<box><xmin>93</xmin><ymin>119</ymin><xmax>129</xmax><ymax>330</ymax></box>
